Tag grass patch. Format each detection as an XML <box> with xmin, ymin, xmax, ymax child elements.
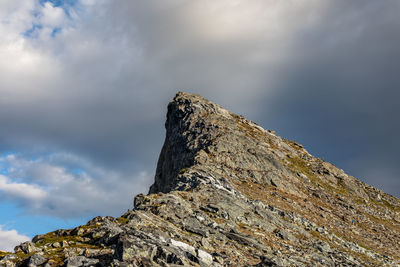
<box><xmin>0</xmin><ymin>251</ymin><xmax>11</xmax><ymax>258</ymax></box>
<box><xmin>287</xmin><ymin>156</ymin><xmax>350</xmax><ymax>198</ymax></box>
<box><xmin>232</xmin><ymin>114</ymin><xmax>266</xmax><ymax>141</ymax></box>
<box><xmin>12</xmin><ymin>252</ymin><xmax>35</xmax><ymax>263</ymax></box>
<box><xmin>236</xmin><ymin>222</ymin><xmax>248</xmax><ymax>229</ymax></box>
<box><xmin>35</xmin><ymin>232</ymin><xmax>80</xmax><ymax>247</ymax></box>
<box><xmin>35</xmin><ymin>231</ymin><xmax>100</xmax><ymax>250</ymax></box>
<box><xmin>381</xmin><ymin>199</ymin><xmax>399</xmax><ymax>212</ymax></box>
<box><xmin>117</xmin><ymin>217</ymin><xmax>129</xmax><ymax>225</ymax></box>
<box><xmin>285</xmin><ymin>140</ymin><xmax>304</xmax><ymax>151</ymax></box>
<box><xmin>43</xmin><ymin>249</ymin><xmax>65</xmax><ymax>266</ymax></box>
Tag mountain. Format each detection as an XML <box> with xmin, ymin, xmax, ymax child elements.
<box><xmin>1</xmin><ymin>92</ymin><xmax>399</xmax><ymax>266</ymax></box>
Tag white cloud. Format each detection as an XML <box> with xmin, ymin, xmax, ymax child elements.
<box><xmin>40</xmin><ymin>2</ymin><xmax>66</xmax><ymax>28</ymax></box>
<box><xmin>0</xmin><ymin>226</ymin><xmax>29</xmax><ymax>252</ymax></box>
<box><xmin>0</xmin><ymin>153</ymin><xmax>151</xmax><ymax>218</ymax></box>
<box><xmin>0</xmin><ymin>0</ymin><xmax>330</xmax><ymax>112</ymax></box>
<box><xmin>0</xmin><ymin>175</ymin><xmax>47</xmax><ymax>201</ymax></box>
<box><xmin>0</xmin><ymin>0</ymin><xmax>62</xmax><ymax>100</ymax></box>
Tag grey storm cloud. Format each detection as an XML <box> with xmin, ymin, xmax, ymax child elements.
<box><xmin>0</xmin><ymin>0</ymin><xmax>399</xmax><ymax>220</ymax></box>
<box><xmin>258</xmin><ymin>0</ymin><xmax>400</xmax><ymax>196</ymax></box>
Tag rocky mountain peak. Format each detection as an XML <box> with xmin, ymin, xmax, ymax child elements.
<box><xmin>149</xmin><ymin>91</ymin><xmax>230</xmax><ymax>194</ymax></box>
<box><xmin>2</xmin><ymin>92</ymin><xmax>400</xmax><ymax>267</ymax></box>
<box><xmin>150</xmin><ymin>92</ymin><xmax>311</xmax><ymax>197</ymax></box>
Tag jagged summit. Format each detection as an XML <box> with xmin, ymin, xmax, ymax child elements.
<box><xmin>149</xmin><ymin>92</ymin><xmax>230</xmax><ymax>193</ymax></box>
<box><xmin>2</xmin><ymin>92</ymin><xmax>400</xmax><ymax>267</ymax></box>
<box><xmin>150</xmin><ymin>91</ymin><xmax>252</xmax><ymax>194</ymax></box>
<box><xmin>150</xmin><ymin>91</ymin><xmax>300</xmax><ymax>195</ymax></box>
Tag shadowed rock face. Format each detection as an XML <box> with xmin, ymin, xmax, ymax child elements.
<box><xmin>2</xmin><ymin>92</ymin><xmax>400</xmax><ymax>267</ymax></box>
<box><xmin>149</xmin><ymin>92</ymin><xmax>223</xmax><ymax>193</ymax></box>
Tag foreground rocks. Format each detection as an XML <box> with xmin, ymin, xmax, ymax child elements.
<box><xmin>2</xmin><ymin>92</ymin><xmax>400</xmax><ymax>266</ymax></box>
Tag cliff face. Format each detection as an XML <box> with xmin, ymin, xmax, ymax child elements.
<box><xmin>2</xmin><ymin>92</ymin><xmax>400</xmax><ymax>267</ymax></box>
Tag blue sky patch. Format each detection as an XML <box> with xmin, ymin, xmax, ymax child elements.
<box><xmin>51</xmin><ymin>27</ymin><xmax>62</xmax><ymax>37</ymax></box>
<box><xmin>0</xmin><ymin>202</ymin><xmax>86</xmax><ymax>237</ymax></box>
<box><xmin>39</xmin><ymin>0</ymin><xmax>79</xmax><ymax>19</ymax></box>
<box><xmin>23</xmin><ymin>24</ymin><xmax>43</xmax><ymax>38</ymax></box>
<box><xmin>39</xmin><ymin>0</ymin><xmax>79</xmax><ymax>8</ymax></box>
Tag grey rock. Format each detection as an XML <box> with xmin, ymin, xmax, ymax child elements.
<box><xmin>183</xmin><ymin>225</ymin><xmax>208</xmax><ymax>237</ymax></box>
<box><xmin>200</xmin><ymin>204</ymin><xmax>219</xmax><ymax>213</ymax></box>
<box><xmin>32</xmin><ymin>235</ymin><xmax>45</xmax><ymax>243</ymax></box>
<box><xmin>64</xmin><ymin>256</ymin><xmax>99</xmax><ymax>267</ymax></box>
<box><xmin>274</xmin><ymin>229</ymin><xmax>296</xmax><ymax>241</ymax></box>
<box><xmin>28</xmin><ymin>254</ymin><xmax>47</xmax><ymax>267</ymax></box>
<box><xmin>196</xmin><ymin>249</ymin><xmax>213</xmax><ymax>266</ymax></box>
<box><xmin>225</xmin><ymin>231</ymin><xmax>264</xmax><ymax>249</ymax></box>
<box><xmin>14</xmin><ymin>241</ymin><xmax>40</xmax><ymax>254</ymax></box>
<box><xmin>253</xmin><ymin>256</ymin><xmax>283</xmax><ymax>266</ymax></box>
<box><xmin>0</xmin><ymin>254</ymin><xmax>18</xmax><ymax>267</ymax></box>
<box><xmin>313</xmin><ymin>241</ymin><xmax>331</xmax><ymax>253</ymax></box>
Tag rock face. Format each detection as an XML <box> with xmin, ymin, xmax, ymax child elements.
<box><xmin>2</xmin><ymin>92</ymin><xmax>400</xmax><ymax>267</ymax></box>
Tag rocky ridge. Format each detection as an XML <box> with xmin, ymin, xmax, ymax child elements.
<box><xmin>1</xmin><ymin>92</ymin><xmax>400</xmax><ymax>266</ymax></box>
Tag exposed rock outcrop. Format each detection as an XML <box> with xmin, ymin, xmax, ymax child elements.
<box><xmin>2</xmin><ymin>92</ymin><xmax>400</xmax><ymax>266</ymax></box>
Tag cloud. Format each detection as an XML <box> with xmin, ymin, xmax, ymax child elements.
<box><xmin>0</xmin><ymin>175</ymin><xmax>47</xmax><ymax>202</ymax></box>
<box><xmin>255</xmin><ymin>0</ymin><xmax>400</xmax><ymax>196</ymax></box>
<box><xmin>0</xmin><ymin>226</ymin><xmax>29</xmax><ymax>252</ymax></box>
<box><xmin>0</xmin><ymin>153</ymin><xmax>151</xmax><ymax>218</ymax></box>
<box><xmin>0</xmin><ymin>0</ymin><xmax>399</xmax><ymax>225</ymax></box>
<box><xmin>0</xmin><ymin>0</ymin><xmax>330</xmax><ymax>167</ymax></box>
<box><xmin>40</xmin><ymin>2</ymin><xmax>66</xmax><ymax>27</ymax></box>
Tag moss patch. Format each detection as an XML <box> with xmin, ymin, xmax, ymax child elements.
<box><xmin>0</xmin><ymin>251</ymin><xmax>11</xmax><ymax>258</ymax></box>
<box><xmin>36</xmin><ymin>232</ymin><xmax>79</xmax><ymax>247</ymax></box>
<box><xmin>117</xmin><ymin>217</ymin><xmax>129</xmax><ymax>225</ymax></box>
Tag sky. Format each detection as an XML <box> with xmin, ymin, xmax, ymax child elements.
<box><xmin>0</xmin><ymin>0</ymin><xmax>399</xmax><ymax>251</ymax></box>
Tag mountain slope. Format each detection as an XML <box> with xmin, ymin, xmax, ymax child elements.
<box><xmin>1</xmin><ymin>92</ymin><xmax>399</xmax><ymax>266</ymax></box>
